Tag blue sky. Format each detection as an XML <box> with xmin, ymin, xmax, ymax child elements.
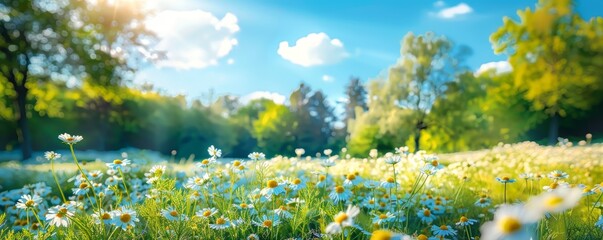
<box><xmin>135</xmin><ymin>0</ymin><xmax>603</xmax><ymax>104</ymax></box>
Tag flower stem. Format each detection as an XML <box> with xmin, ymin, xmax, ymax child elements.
<box><xmin>51</xmin><ymin>158</ymin><xmax>67</xmax><ymax>203</ymax></box>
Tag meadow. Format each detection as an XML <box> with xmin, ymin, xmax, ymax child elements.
<box><xmin>0</xmin><ymin>134</ymin><xmax>602</xmax><ymax>240</ymax></box>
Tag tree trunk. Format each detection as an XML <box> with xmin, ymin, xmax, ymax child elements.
<box><xmin>15</xmin><ymin>85</ymin><xmax>32</xmax><ymax>160</ymax></box>
<box><xmin>414</xmin><ymin>129</ymin><xmax>421</xmax><ymax>153</ymax></box>
<box><xmin>548</xmin><ymin>113</ymin><xmax>560</xmax><ymax>145</ymax></box>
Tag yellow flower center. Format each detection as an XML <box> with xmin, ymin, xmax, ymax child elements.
<box><xmin>460</xmin><ymin>216</ymin><xmax>468</xmax><ymax>222</ymax></box>
<box><xmin>550</xmin><ymin>182</ymin><xmax>559</xmax><ymax>189</ymax></box>
<box><xmin>263</xmin><ymin>220</ymin><xmax>273</xmax><ymax>228</ymax></box>
<box><xmin>431</xmin><ymin>160</ymin><xmax>439</xmax><ymax>166</ymax></box>
<box><xmin>203</xmin><ymin>210</ymin><xmax>212</xmax><ymax>217</ymax></box>
<box><xmin>319</xmin><ymin>175</ymin><xmax>326</xmax><ymax>181</ymax></box>
<box><xmin>335</xmin><ymin>186</ymin><xmax>345</xmax><ymax>193</ymax></box>
<box><xmin>216</xmin><ymin>217</ymin><xmax>226</xmax><ymax>225</ymax></box>
<box><xmin>554</xmin><ymin>173</ymin><xmax>561</xmax><ymax>177</ymax></box>
<box><xmin>417</xmin><ymin>234</ymin><xmax>428</xmax><ymax>240</ymax></box>
<box><xmin>370</xmin><ymin>229</ymin><xmax>393</xmax><ymax>240</ymax></box>
<box><xmin>267</xmin><ymin>180</ymin><xmax>279</xmax><ymax>188</ymax></box>
<box><xmin>79</xmin><ymin>183</ymin><xmax>88</xmax><ymax>189</ymax></box>
<box><xmin>334</xmin><ymin>213</ymin><xmax>348</xmax><ymax>224</ymax></box>
<box><xmin>502</xmin><ymin>177</ymin><xmax>510</xmax><ymax>181</ymax></box>
<box><xmin>545</xmin><ymin>196</ymin><xmax>564</xmax><ymax>208</ymax></box>
<box><xmin>379</xmin><ymin>214</ymin><xmax>387</xmax><ymax>219</ymax></box>
<box><xmin>294</xmin><ymin>178</ymin><xmax>302</xmax><ymax>185</ymax></box>
<box><xmin>479</xmin><ymin>198</ymin><xmax>487</xmax><ymax>203</ymax></box>
<box><xmin>280</xmin><ymin>205</ymin><xmax>287</xmax><ymax>211</ymax></box>
<box><xmin>240</xmin><ymin>203</ymin><xmax>248</xmax><ymax>208</ymax></box>
<box><xmin>113</xmin><ymin>159</ymin><xmax>123</xmax><ymax>165</ymax></box>
<box><xmin>201</xmin><ymin>159</ymin><xmax>209</xmax><ymax>165</ymax></box>
<box><xmin>120</xmin><ymin>213</ymin><xmax>131</xmax><ymax>223</ymax></box>
<box><xmin>369</xmin><ymin>199</ymin><xmax>375</xmax><ymax>204</ymax></box>
<box><xmin>101</xmin><ymin>212</ymin><xmax>111</xmax><ymax>220</ymax></box>
<box><xmin>439</xmin><ymin>225</ymin><xmax>448</xmax><ymax>230</ymax></box>
<box><xmin>170</xmin><ymin>210</ymin><xmax>178</xmax><ymax>217</ymax></box>
<box><xmin>423</xmin><ymin>210</ymin><xmax>431</xmax><ymax>217</ymax></box>
<box><xmin>379</xmin><ymin>202</ymin><xmax>386</xmax><ymax>207</ymax></box>
<box><xmin>233</xmin><ymin>161</ymin><xmax>241</xmax><ymax>167</ymax></box>
<box><xmin>238</xmin><ymin>166</ymin><xmax>245</xmax><ymax>170</ymax></box>
<box><xmin>31</xmin><ymin>223</ymin><xmax>40</xmax><ymax>230</ymax></box>
<box><xmin>498</xmin><ymin>216</ymin><xmax>521</xmax><ymax>233</ymax></box>
<box><xmin>386</xmin><ymin>177</ymin><xmax>395</xmax><ymax>183</ymax></box>
<box><xmin>347</xmin><ymin>174</ymin><xmax>356</xmax><ymax>180</ymax></box>
<box><xmin>25</xmin><ymin>200</ymin><xmax>35</xmax><ymax>207</ymax></box>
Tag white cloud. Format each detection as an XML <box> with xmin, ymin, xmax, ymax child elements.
<box><xmin>434</xmin><ymin>1</ymin><xmax>445</xmax><ymax>7</ymax></box>
<box><xmin>475</xmin><ymin>61</ymin><xmax>512</xmax><ymax>76</ymax></box>
<box><xmin>322</xmin><ymin>74</ymin><xmax>334</xmax><ymax>82</ymax></box>
<box><xmin>146</xmin><ymin>10</ymin><xmax>239</xmax><ymax>70</ymax></box>
<box><xmin>437</xmin><ymin>3</ymin><xmax>473</xmax><ymax>19</ymax></box>
<box><xmin>241</xmin><ymin>91</ymin><xmax>286</xmax><ymax>105</ymax></box>
<box><xmin>277</xmin><ymin>32</ymin><xmax>348</xmax><ymax>67</ymax></box>
<box><xmin>227</xmin><ymin>58</ymin><xmax>235</xmax><ymax>65</ymax></box>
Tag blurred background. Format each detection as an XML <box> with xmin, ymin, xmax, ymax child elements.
<box><xmin>1</xmin><ymin>0</ymin><xmax>602</xmax><ymax>161</ymax></box>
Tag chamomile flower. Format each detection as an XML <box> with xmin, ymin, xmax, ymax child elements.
<box><xmin>112</xmin><ymin>207</ymin><xmax>139</xmax><ymax>230</ymax></box>
<box><xmin>284</xmin><ymin>179</ymin><xmax>303</xmax><ymax>193</ymax></box>
<box><xmin>247</xmin><ymin>234</ymin><xmax>260</xmax><ymax>240</ymax></box>
<box><xmin>480</xmin><ymin>204</ymin><xmax>541</xmax><ymax>240</ymax></box>
<box><xmin>260</xmin><ymin>179</ymin><xmax>286</xmax><ymax>196</ymax></box>
<box><xmin>253</xmin><ymin>215</ymin><xmax>281</xmax><ymax>228</ymax></box>
<box><xmin>496</xmin><ymin>176</ymin><xmax>516</xmax><ymax>184</ymax></box>
<box><xmin>321</xmin><ymin>157</ymin><xmax>337</xmax><ymax>167</ymax></box>
<box><xmin>369</xmin><ymin>229</ymin><xmax>411</xmax><ymax>240</ymax></box>
<box><xmin>145</xmin><ymin>165</ymin><xmax>166</xmax><ymax>184</ymax></box>
<box><xmin>329</xmin><ymin>186</ymin><xmax>352</xmax><ymax>203</ymax></box>
<box><xmin>417</xmin><ymin>208</ymin><xmax>437</xmax><ymax>224</ymax></box>
<box><xmin>208</xmin><ymin>145</ymin><xmax>222</xmax><ymax>159</ymax></box>
<box><xmin>372</xmin><ymin>212</ymin><xmax>395</xmax><ymax>225</ymax></box>
<box><xmin>15</xmin><ymin>194</ymin><xmax>42</xmax><ymax>209</ymax></box>
<box><xmin>45</xmin><ymin>204</ymin><xmax>75</xmax><ymax>227</ymax></box>
<box><xmin>196</xmin><ymin>208</ymin><xmax>219</xmax><ymax>219</ymax></box>
<box><xmin>274</xmin><ymin>205</ymin><xmax>293</xmax><ymax>219</ymax></box>
<box><xmin>106</xmin><ymin>159</ymin><xmax>131</xmax><ymax>171</ymax></box>
<box><xmin>547</xmin><ymin>170</ymin><xmax>569</xmax><ymax>180</ymax></box>
<box><xmin>44</xmin><ymin>151</ymin><xmax>61</xmax><ymax>161</ymax></box>
<box><xmin>384</xmin><ymin>155</ymin><xmax>402</xmax><ymax>165</ymax></box>
<box><xmin>58</xmin><ymin>133</ymin><xmax>83</xmax><ymax>145</ymax></box>
<box><xmin>527</xmin><ymin>187</ymin><xmax>582</xmax><ymax>214</ymax></box>
<box><xmin>431</xmin><ymin>225</ymin><xmax>457</xmax><ymax>238</ymax></box>
<box><xmin>161</xmin><ymin>206</ymin><xmax>188</xmax><ymax>221</ymax></box>
<box><xmin>380</xmin><ymin>177</ymin><xmax>398</xmax><ymax>189</ymax></box>
<box><xmin>92</xmin><ymin>210</ymin><xmax>113</xmax><ymax>225</ymax></box>
<box><xmin>248</xmin><ymin>152</ymin><xmax>265</xmax><ymax>160</ymax></box>
<box><xmin>455</xmin><ymin>215</ymin><xmax>478</xmax><ymax>226</ymax></box>
<box><xmin>343</xmin><ymin>173</ymin><xmax>363</xmax><ymax>187</ymax></box>
<box><xmin>209</xmin><ymin>216</ymin><xmax>232</xmax><ymax>230</ymax></box>
<box><xmin>325</xmin><ymin>205</ymin><xmax>360</xmax><ymax>234</ymax></box>
<box><xmin>184</xmin><ymin>175</ymin><xmax>209</xmax><ymax>191</ymax></box>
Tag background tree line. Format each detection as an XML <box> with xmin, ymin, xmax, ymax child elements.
<box><xmin>1</xmin><ymin>0</ymin><xmax>602</xmax><ymax>160</ymax></box>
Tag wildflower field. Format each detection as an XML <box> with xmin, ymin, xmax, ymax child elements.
<box><xmin>1</xmin><ymin>134</ymin><xmax>603</xmax><ymax>240</ymax></box>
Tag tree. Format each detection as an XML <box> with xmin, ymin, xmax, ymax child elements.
<box><xmin>491</xmin><ymin>0</ymin><xmax>603</xmax><ymax>144</ymax></box>
<box><xmin>253</xmin><ymin>102</ymin><xmax>295</xmax><ymax>156</ymax></box>
<box><xmin>378</xmin><ymin>32</ymin><xmax>468</xmax><ymax>152</ymax></box>
<box><xmin>0</xmin><ymin>0</ymin><xmax>155</xmax><ymax>159</ymax></box>
<box><xmin>343</xmin><ymin>77</ymin><xmax>368</xmax><ymax>129</ymax></box>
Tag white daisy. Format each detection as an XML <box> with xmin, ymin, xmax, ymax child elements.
<box><xmin>208</xmin><ymin>145</ymin><xmax>222</xmax><ymax>159</ymax></box>
<box><xmin>106</xmin><ymin>159</ymin><xmax>131</xmax><ymax>171</ymax></box>
<box><xmin>196</xmin><ymin>207</ymin><xmax>219</xmax><ymax>219</ymax></box>
<box><xmin>252</xmin><ymin>215</ymin><xmax>281</xmax><ymax>228</ymax></box>
<box><xmin>209</xmin><ymin>216</ymin><xmax>232</xmax><ymax>230</ymax></box>
<box><xmin>15</xmin><ymin>194</ymin><xmax>42</xmax><ymax>209</ymax></box>
<box><xmin>161</xmin><ymin>206</ymin><xmax>188</xmax><ymax>221</ymax></box>
<box><xmin>329</xmin><ymin>186</ymin><xmax>351</xmax><ymax>203</ymax></box>
<box><xmin>45</xmin><ymin>204</ymin><xmax>75</xmax><ymax>227</ymax></box>
<box><xmin>44</xmin><ymin>151</ymin><xmax>61</xmax><ymax>161</ymax></box>
<box><xmin>112</xmin><ymin>207</ymin><xmax>140</xmax><ymax>230</ymax></box>
<box><xmin>480</xmin><ymin>204</ymin><xmax>542</xmax><ymax>240</ymax></box>
<box><xmin>325</xmin><ymin>205</ymin><xmax>360</xmax><ymax>234</ymax></box>
<box><xmin>248</xmin><ymin>152</ymin><xmax>265</xmax><ymax>160</ymax></box>
<box><xmin>58</xmin><ymin>133</ymin><xmax>83</xmax><ymax>145</ymax></box>
<box><xmin>260</xmin><ymin>179</ymin><xmax>286</xmax><ymax>197</ymax></box>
